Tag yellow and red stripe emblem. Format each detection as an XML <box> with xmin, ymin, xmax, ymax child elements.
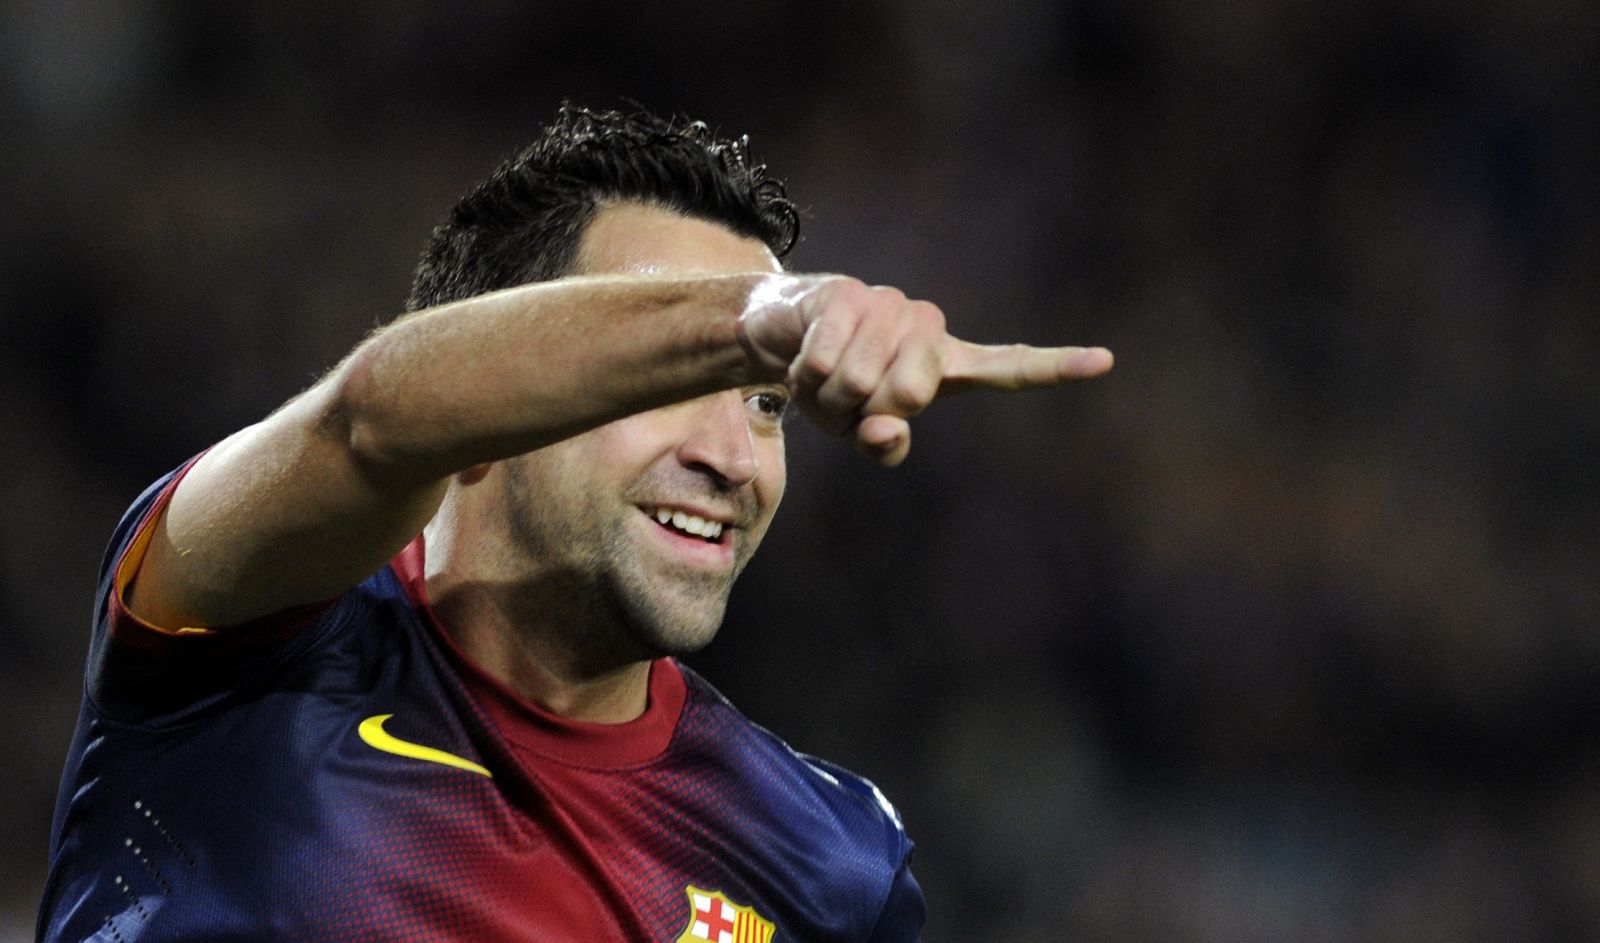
<box><xmin>675</xmin><ymin>886</ymin><xmax>775</xmax><ymax>943</ymax></box>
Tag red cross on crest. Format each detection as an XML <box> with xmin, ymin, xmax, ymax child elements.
<box><xmin>695</xmin><ymin>896</ymin><xmax>736</xmax><ymax>942</ymax></box>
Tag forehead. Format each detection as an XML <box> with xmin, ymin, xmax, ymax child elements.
<box><xmin>574</xmin><ymin>202</ymin><xmax>783</xmax><ymax>277</ymax></box>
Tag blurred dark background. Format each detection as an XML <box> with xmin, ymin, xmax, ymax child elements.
<box><xmin>2</xmin><ymin>1</ymin><xmax>1596</xmax><ymax>939</ymax></box>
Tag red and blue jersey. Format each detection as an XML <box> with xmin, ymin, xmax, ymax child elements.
<box><xmin>39</xmin><ymin>464</ymin><xmax>923</xmax><ymax>941</ymax></box>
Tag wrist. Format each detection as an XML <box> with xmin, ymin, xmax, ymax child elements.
<box><xmin>735</xmin><ymin>273</ymin><xmax>824</xmax><ymax>377</ymax></box>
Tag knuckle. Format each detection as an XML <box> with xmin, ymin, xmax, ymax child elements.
<box><xmin>807</xmin><ymin>314</ymin><xmax>844</xmax><ymax>347</ymax></box>
<box><xmin>831</xmin><ymin>278</ymin><xmax>873</xmax><ymax>310</ymax></box>
<box><xmin>798</xmin><ymin>348</ymin><xmax>835</xmax><ymax>380</ymax></box>
<box><xmin>800</xmin><ymin>318</ymin><xmax>846</xmax><ymax>362</ymax></box>
<box><xmin>912</xmin><ymin>300</ymin><xmax>946</xmax><ymax>334</ymax></box>
<box><xmin>836</xmin><ymin>368</ymin><xmax>877</xmax><ymax>400</ymax></box>
<box><xmin>869</xmin><ymin>285</ymin><xmax>908</xmax><ymax>307</ymax></box>
<box><xmin>887</xmin><ymin>376</ymin><xmax>933</xmax><ymax>415</ymax></box>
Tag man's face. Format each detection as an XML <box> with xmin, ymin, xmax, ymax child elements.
<box><xmin>496</xmin><ymin>203</ymin><xmax>788</xmax><ymax>658</ymax></box>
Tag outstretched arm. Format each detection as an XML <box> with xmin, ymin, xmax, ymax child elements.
<box><xmin>126</xmin><ymin>272</ymin><xmax>1110</xmax><ymax>630</ymax></box>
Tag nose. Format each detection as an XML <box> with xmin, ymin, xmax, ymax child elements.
<box><xmin>675</xmin><ymin>391</ymin><xmax>760</xmax><ymax>488</ymax></box>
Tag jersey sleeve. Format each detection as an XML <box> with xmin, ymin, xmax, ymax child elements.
<box><xmin>86</xmin><ymin>457</ymin><xmax>337</xmax><ymax>721</ymax></box>
<box><xmin>799</xmin><ymin>753</ymin><xmax>927</xmax><ymax>941</ymax></box>
<box><xmin>864</xmin><ymin>859</ymin><xmax>925</xmax><ymax>943</ymax></box>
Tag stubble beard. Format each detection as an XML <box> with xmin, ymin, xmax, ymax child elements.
<box><xmin>595</xmin><ymin>522</ymin><xmax>735</xmax><ymax>657</ymax></box>
<box><xmin>503</xmin><ymin>462</ymin><xmax>740</xmax><ymax>665</ymax></box>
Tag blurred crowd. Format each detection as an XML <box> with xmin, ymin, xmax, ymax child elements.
<box><xmin>1</xmin><ymin>1</ymin><xmax>1595</xmax><ymax>940</ymax></box>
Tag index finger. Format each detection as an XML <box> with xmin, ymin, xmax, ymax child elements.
<box><xmin>937</xmin><ymin>339</ymin><xmax>1114</xmax><ymax>396</ymax></box>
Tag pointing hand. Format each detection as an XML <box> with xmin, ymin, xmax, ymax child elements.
<box><xmin>738</xmin><ymin>275</ymin><xmax>1113</xmax><ymax>466</ymax></box>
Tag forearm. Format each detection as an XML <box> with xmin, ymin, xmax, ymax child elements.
<box><xmin>336</xmin><ymin>272</ymin><xmax>771</xmax><ymax>485</ymax></box>
<box><xmin>130</xmin><ymin>272</ymin><xmax>775</xmax><ymax>629</ymax></box>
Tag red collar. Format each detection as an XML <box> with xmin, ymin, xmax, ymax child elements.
<box><xmin>392</xmin><ymin>536</ymin><xmax>686</xmax><ymax>769</ymax></box>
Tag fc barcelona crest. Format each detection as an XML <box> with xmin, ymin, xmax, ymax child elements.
<box><xmin>676</xmin><ymin>886</ymin><xmax>775</xmax><ymax>943</ymax></box>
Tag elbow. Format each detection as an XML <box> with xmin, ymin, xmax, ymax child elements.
<box><xmin>325</xmin><ymin>342</ymin><xmax>468</xmax><ymax>491</ymax></box>
<box><xmin>323</xmin><ymin>345</ymin><xmax>414</xmax><ymax>484</ymax></box>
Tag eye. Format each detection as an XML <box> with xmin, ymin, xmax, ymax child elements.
<box><xmin>745</xmin><ymin>388</ymin><xmax>790</xmax><ymax>421</ymax></box>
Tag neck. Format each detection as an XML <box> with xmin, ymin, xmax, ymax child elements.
<box><xmin>423</xmin><ymin>518</ymin><xmax>654</xmax><ymax>725</ymax></box>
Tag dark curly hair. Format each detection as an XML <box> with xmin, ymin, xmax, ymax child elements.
<box><xmin>405</xmin><ymin>104</ymin><xmax>800</xmax><ymax>313</ymax></box>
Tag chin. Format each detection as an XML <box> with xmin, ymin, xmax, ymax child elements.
<box><xmin>630</xmin><ymin>618</ymin><xmax>722</xmax><ymax>659</ymax></box>
<box><xmin>619</xmin><ymin>600</ymin><xmax>726</xmax><ymax>658</ymax></box>
<box><xmin>605</xmin><ymin>573</ymin><xmax>731</xmax><ymax>659</ymax></box>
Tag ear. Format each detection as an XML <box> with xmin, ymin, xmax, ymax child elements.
<box><xmin>456</xmin><ymin>463</ymin><xmax>493</xmax><ymax>486</ymax></box>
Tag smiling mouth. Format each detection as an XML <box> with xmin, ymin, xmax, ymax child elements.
<box><xmin>644</xmin><ymin>507</ymin><xmax>727</xmax><ymax>544</ymax></box>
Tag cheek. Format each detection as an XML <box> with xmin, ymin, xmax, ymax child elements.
<box><xmin>756</xmin><ymin>444</ymin><xmax>786</xmax><ymax>515</ymax></box>
<box><xmin>591</xmin><ymin>416</ymin><xmax>678</xmax><ymax>471</ymax></box>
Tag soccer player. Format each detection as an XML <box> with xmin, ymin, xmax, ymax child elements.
<box><xmin>38</xmin><ymin>106</ymin><xmax>1112</xmax><ymax>941</ymax></box>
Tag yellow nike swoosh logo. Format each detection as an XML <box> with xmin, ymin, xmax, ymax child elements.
<box><xmin>358</xmin><ymin>714</ymin><xmax>492</xmax><ymax>778</ymax></box>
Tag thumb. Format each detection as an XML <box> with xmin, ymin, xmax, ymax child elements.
<box><xmin>853</xmin><ymin>414</ymin><xmax>912</xmax><ymax>467</ymax></box>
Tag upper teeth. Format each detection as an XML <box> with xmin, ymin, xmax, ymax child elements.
<box><xmin>653</xmin><ymin>508</ymin><xmax>723</xmax><ymax>540</ymax></box>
